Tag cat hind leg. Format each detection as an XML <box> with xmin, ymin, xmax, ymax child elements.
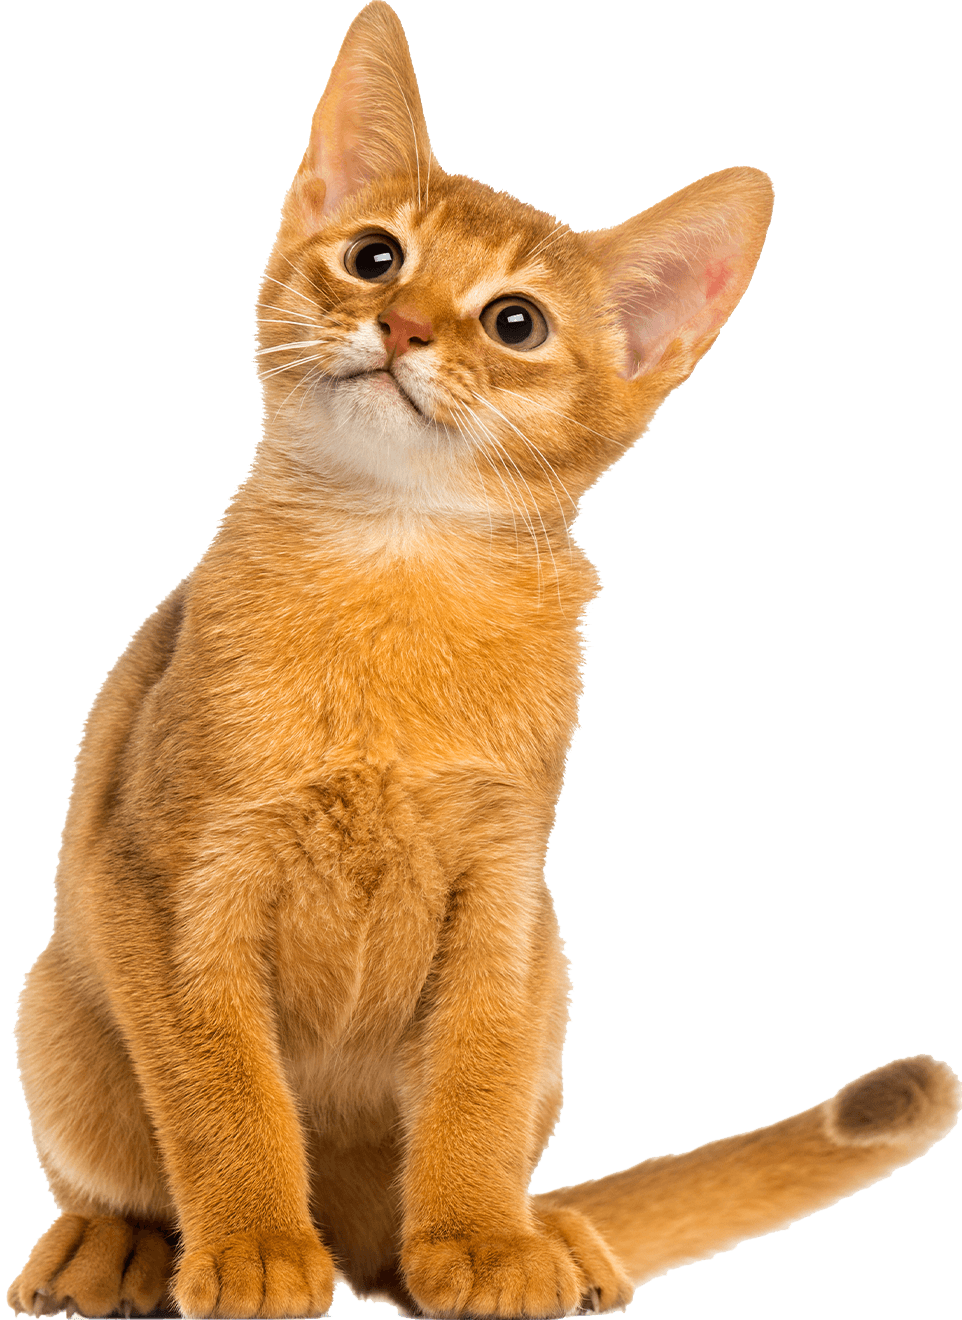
<box><xmin>8</xmin><ymin>1215</ymin><xmax>175</xmax><ymax>1318</ymax></box>
<box><xmin>12</xmin><ymin>948</ymin><xmax>179</xmax><ymax>1316</ymax></box>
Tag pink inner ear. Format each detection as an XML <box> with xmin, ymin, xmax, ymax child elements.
<box><xmin>612</xmin><ymin>237</ymin><xmax>742</xmax><ymax>379</ymax></box>
<box><xmin>588</xmin><ymin>166</ymin><xmax>775</xmax><ymax>384</ymax></box>
<box><xmin>307</xmin><ymin>71</ymin><xmax>380</xmax><ymax>218</ymax></box>
<box><xmin>705</xmin><ymin>257</ymin><xmax>734</xmax><ymax>301</ymax></box>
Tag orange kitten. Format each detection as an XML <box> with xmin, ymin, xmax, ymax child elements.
<box><xmin>9</xmin><ymin>5</ymin><xmax>958</xmax><ymax>1319</ymax></box>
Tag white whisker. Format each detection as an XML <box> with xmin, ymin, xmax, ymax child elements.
<box><xmin>522</xmin><ymin>222</ymin><xmax>569</xmax><ymax>263</ymax></box>
<box><xmin>447</xmin><ymin>414</ymin><xmax>494</xmax><ymax>554</ymax></box>
<box><xmin>255</xmin><ymin>302</ymin><xmax>314</xmax><ymax>323</ymax></box>
<box><xmin>269</xmin><ymin>363</ymin><xmax>322</xmax><ymax>424</ymax></box>
<box><xmin>298</xmin><ymin>364</ymin><xmax>329</xmax><ymax>422</ymax></box>
<box><xmin>261</xmin><ymin>272</ymin><xmax>321</xmax><ymax>309</ymax></box>
<box><xmin>267</xmin><ymin>361</ymin><xmax>328</xmax><ymax>422</ymax></box>
<box><xmin>258</xmin><ymin>321</ymin><xmax>318</xmax><ymax>332</ymax></box>
<box><xmin>493</xmin><ymin>386</ymin><xmax>627</xmax><ymax>446</ymax></box>
<box><xmin>469</xmin><ymin>392</ymin><xmax>576</xmax><ymax>557</ymax></box>
<box><xmin>463</xmin><ymin>403</ymin><xmax>552</xmax><ymax>601</ymax></box>
<box><xmin>452</xmin><ymin>402</ymin><xmax>523</xmax><ymax>566</ymax></box>
<box><xmin>259</xmin><ymin>352</ymin><xmax>326</xmax><ymax>381</ymax></box>
<box><xmin>255</xmin><ymin>339</ymin><xmax>325</xmax><ymax>356</ymax></box>
<box><xmin>461</xmin><ymin>403</ymin><xmax>559</xmax><ymax>604</ymax></box>
<box><xmin>279</xmin><ymin>251</ymin><xmax>336</xmax><ymax>302</ymax></box>
<box><xmin>254</xmin><ymin>299</ymin><xmax>315</xmax><ymax>316</ymax></box>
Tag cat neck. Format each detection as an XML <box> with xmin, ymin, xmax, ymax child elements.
<box><xmin>188</xmin><ymin>443</ymin><xmax>597</xmax><ymax>786</ymax></box>
<box><xmin>228</xmin><ymin>437</ymin><xmax>583</xmax><ymax>579</ymax></box>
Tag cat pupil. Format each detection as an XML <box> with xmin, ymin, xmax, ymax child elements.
<box><xmin>496</xmin><ymin>305</ymin><xmax>532</xmax><ymax>344</ymax></box>
<box><xmin>356</xmin><ymin>242</ymin><xmax>395</xmax><ymax>279</ymax></box>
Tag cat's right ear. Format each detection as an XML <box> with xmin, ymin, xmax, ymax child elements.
<box><xmin>282</xmin><ymin>3</ymin><xmax>436</xmax><ymax>235</ymax></box>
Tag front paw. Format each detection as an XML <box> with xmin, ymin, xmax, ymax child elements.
<box><xmin>402</xmin><ymin>1209</ymin><xmax>634</xmax><ymax>1318</ymax></box>
<box><xmin>174</xmin><ymin>1230</ymin><xmax>335</xmax><ymax>1319</ymax></box>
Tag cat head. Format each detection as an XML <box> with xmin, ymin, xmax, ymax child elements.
<box><xmin>257</xmin><ymin>2</ymin><xmax>772</xmax><ymax>521</ymax></box>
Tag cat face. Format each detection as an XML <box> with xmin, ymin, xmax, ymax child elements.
<box><xmin>259</xmin><ymin>173</ymin><xmax>629</xmax><ymax>515</ymax></box>
<box><xmin>256</xmin><ymin>3</ymin><xmax>772</xmax><ymax>522</ymax></box>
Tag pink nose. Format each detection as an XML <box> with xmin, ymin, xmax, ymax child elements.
<box><xmin>379</xmin><ymin>306</ymin><xmax>433</xmax><ymax>358</ymax></box>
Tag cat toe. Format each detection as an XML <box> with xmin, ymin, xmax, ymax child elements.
<box><xmin>9</xmin><ymin>1215</ymin><xmax>173</xmax><ymax>1318</ymax></box>
<box><xmin>117</xmin><ymin>1228</ymin><xmax>174</xmax><ymax>1316</ymax></box>
<box><xmin>174</xmin><ymin>1229</ymin><xmax>335</xmax><ymax>1318</ymax></box>
<box><xmin>9</xmin><ymin>1215</ymin><xmax>87</xmax><ymax>1316</ymax></box>
<box><xmin>401</xmin><ymin>1209</ymin><xmax>631</xmax><ymax>1317</ymax></box>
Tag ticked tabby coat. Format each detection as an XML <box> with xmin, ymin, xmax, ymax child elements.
<box><xmin>9</xmin><ymin>4</ymin><xmax>958</xmax><ymax>1319</ymax></box>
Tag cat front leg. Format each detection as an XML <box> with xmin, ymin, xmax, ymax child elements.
<box><xmin>85</xmin><ymin>856</ymin><xmax>336</xmax><ymax>1320</ymax></box>
<box><xmin>397</xmin><ymin>857</ymin><xmax>633</xmax><ymax>1318</ymax></box>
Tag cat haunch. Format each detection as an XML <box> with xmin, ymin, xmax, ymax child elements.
<box><xmin>9</xmin><ymin>4</ymin><xmax>957</xmax><ymax>1319</ymax></box>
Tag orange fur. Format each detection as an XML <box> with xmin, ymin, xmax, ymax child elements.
<box><xmin>8</xmin><ymin>5</ymin><xmax>957</xmax><ymax>1319</ymax></box>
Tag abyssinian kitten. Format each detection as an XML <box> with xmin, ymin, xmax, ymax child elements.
<box><xmin>9</xmin><ymin>4</ymin><xmax>958</xmax><ymax>1318</ymax></box>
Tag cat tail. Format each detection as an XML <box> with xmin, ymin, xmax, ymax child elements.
<box><xmin>533</xmin><ymin>1055</ymin><xmax>958</xmax><ymax>1285</ymax></box>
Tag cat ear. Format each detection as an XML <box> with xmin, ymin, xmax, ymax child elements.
<box><xmin>287</xmin><ymin>2</ymin><xmax>436</xmax><ymax>228</ymax></box>
<box><xmin>585</xmin><ymin>168</ymin><xmax>773</xmax><ymax>383</ymax></box>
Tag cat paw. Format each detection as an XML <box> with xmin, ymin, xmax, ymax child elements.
<box><xmin>8</xmin><ymin>1214</ymin><xmax>173</xmax><ymax>1317</ymax></box>
<box><xmin>174</xmin><ymin>1229</ymin><xmax>335</xmax><ymax>1318</ymax></box>
<box><xmin>402</xmin><ymin>1209</ymin><xmax>632</xmax><ymax>1317</ymax></box>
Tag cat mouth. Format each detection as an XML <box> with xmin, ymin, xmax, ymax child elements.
<box><xmin>335</xmin><ymin>368</ymin><xmax>429</xmax><ymax>421</ymax></box>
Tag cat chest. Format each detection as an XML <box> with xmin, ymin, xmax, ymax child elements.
<box><xmin>237</xmin><ymin>601</ymin><xmax>584</xmax><ymax>783</ymax></box>
<box><xmin>268</xmin><ymin>768</ymin><xmax>448</xmax><ymax>1057</ymax></box>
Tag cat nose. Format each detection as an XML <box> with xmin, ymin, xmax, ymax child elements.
<box><xmin>379</xmin><ymin>305</ymin><xmax>434</xmax><ymax>359</ymax></box>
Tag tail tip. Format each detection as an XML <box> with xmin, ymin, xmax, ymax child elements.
<box><xmin>825</xmin><ymin>1055</ymin><xmax>960</xmax><ymax>1149</ymax></box>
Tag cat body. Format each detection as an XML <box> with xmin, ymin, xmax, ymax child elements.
<box><xmin>9</xmin><ymin>5</ymin><xmax>958</xmax><ymax>1319</ymax></box>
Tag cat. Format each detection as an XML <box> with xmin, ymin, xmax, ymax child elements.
<box><xmin>8</xmin><ymin>3</ymin><xmax>958</xmax><ymax>1318</ymax></box>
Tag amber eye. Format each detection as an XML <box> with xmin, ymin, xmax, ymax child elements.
<box><xmin>480</xmin><ymin>297</ymin><xmax>548</xmax><ymax>351</ymax></box>
<box><xmin>344</xmin><ymin>233</ymin><xmax>404</xmax><ymax>282</ymax></box>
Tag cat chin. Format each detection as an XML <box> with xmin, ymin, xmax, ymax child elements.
<box><xmin>322</xmin><ymin>372</ymin><xmax>437</xmax><ymax>456</ymax></box>
<box><xmin>335</xmin><ymin>367</ymin><xmax>430</xmax><ymax>424</ymax></box>
<box><xmin>276</xmin><ymin>384</ymin><xmax>485</xmax><ymax>518</ymax></box>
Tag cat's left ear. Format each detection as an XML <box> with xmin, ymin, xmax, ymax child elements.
<box><xmin>285</xmin><ymin>2</ymin><xmax>436</xmax><ymax>230</ymax></box>
<box><xmin>585</xmin><ymin>168</ymin><xmax>773</xmax><ymax>386</ymax></box>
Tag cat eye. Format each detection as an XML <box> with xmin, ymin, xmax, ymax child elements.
<box><xmin>344</xmin><ymin>233</ymin><xmax>404</xmax><ymax>282</ymax></box>
<box><xmin>480</xmin><ymin>297</ymin><xmax>548</xmax><ymax>351</ymax></box>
